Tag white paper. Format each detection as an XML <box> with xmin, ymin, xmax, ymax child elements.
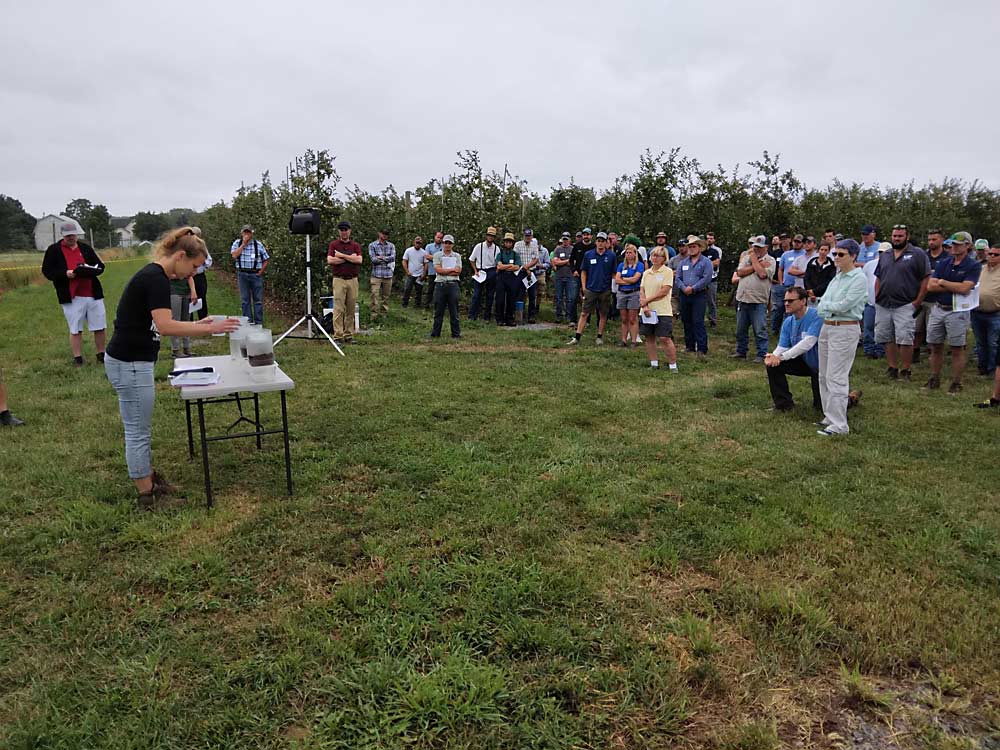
<box><xmin>472</xmin><ymin>270</ymin><xmax>487</xmax><ymax>284</ymax></box>
<box><xmin>522</xmin><ymin>274</ymin><xmax>537</xmax><ymax>290</ymax></box>
<box><xmin>188</xmin><ymin>298</ymin><xmax>203</xmax><ymax>313</ymax></box>
<box><xmin>953</xmin><ymin>283</ymin><xmax>979</xmax><ymax>312</ymax></box>
<box><xmin>640</xmin><ymin>310</ymin><xmax>659</xmax><ymax>324</ymax></box>
<box><xmin>441</xmin><ymin>256</ymin><xmax>458</xmax><ymax>270</ymax></box>
<box><xmin>169</xmin><ymin>368</ymin><xmax>221</xmax><ymax>387</ymax></box>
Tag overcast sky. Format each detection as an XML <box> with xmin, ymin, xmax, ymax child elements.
<box><xmin>3</xmin><ymin>0</ymin><xmax>999</xmax><ymax>218</ymax></box>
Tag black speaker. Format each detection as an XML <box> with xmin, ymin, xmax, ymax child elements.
<box><xmin>289</xmin><ymin>207</ymin><xmax>321</xmax><ymax>235</ymax></box>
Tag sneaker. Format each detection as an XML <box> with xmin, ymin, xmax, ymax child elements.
<box><xmin>947</xmin><ymin>381</ymin><xmax>962</xmax><ymax>395</ymax></box>
<box><xmin>899</xmin><ymin>369</ymin><xmax>911</xmax><ymax>382</ymax></box>
<box><xmin>848</xmin><ymin>389</ymin><xmax>862</xmax><ymax>409</ymax></box>
<box><xmin>619</xmin><ymin>340</ymin><xmax>628</xmax><ymax>348</ymax></box>
<box><xmin>566</xmin><ymin>337</ymin><xmax>578</xmax><ymax>346</ymax></box>
<box><xmin>816</xmin><ymin>428</ymin><xmax>842</xmax><ymax>437</ymax></box>
<box><xmin>137</xmin><ymin>491</ymin><xmax>156</xmax><ymax>511</ymax></box>
<box><xmin>635</xmin><ymin>336</ymin><xmax>643</xmax><ymax>344</ymax></box>
<box><xmin>924</xmin><ymin>376</ymin><xmax>941</xmax><ymax>390</ymax></box>
<box><xmin>73</xmin><ymin>356</ymin><xmax>84</xmax><ymax>367</ymax></box>
<box><xmin>595</xmin><ymin>336</ymin><xmax>604</xmax><ymax>346</ymax></box>
<box><xmin>886</xmin><ymin>367</ymin><xmax>899</xmax><ymax>380</ymax></box>
<box><xmin>0</xmin><ymin>410</ymin><xmax>25</xmax><ymax>427</ymax></box>
<box><xmin>650</xmin><ymin>364</ymin><xmax>659</xmax><ymax>370</ymax></box>
<box><xmin>813</xmin><ymin>420</ymin><xmax>830</xmax><ymax>428</ymax></box>
<box><xmin>96</xmin><ymin>352</ymin><xmax>105</xmax><ymax>364</ymax></box>
<box><xmin>753</xmin><ymin>356</ymin><xmax>765</xmax><ymax>364</ymax></box>
<box><xmin>151</xmin><ymin>470</ymin><xmax>177</xmax><ymax>496</ymax></box>
<box><xmin>451</xmin><ymin>334</ymin><xmax>462</xmax><ymax>339</ymax></box>
<box><xmin>975</xmin><ymin>398</ymin><xmax>1000</xmax><ymax>409</ymax></box>
<box><xmin>730</xmin><ymin>352</ymin><xmax>747</xmax><ymax>359</ymax></box>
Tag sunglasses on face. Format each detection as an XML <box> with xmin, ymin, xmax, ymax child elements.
<box><xmin>987</xmin><ymin>252</ymin><xmax>1000</xmax><ymax>257</ymax></box>
<box><xmin>831</xmin><ymin>252</ymin><xmax>848</xmax><ymax>257</ymax></box>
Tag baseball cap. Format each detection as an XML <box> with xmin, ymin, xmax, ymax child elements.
<box><xmin>656</xmin><ymin>231</ymin><xmax>667</xmax><ymax>239</ymax></box>
<box><xmin>878</xmin><ymin>242</ymin><xmax>891</xmax><ymax>253</ymax></box>
<box><xmin>582</xmin><ymin>227</ymin><xmax>592</xmax><ymax>234</ymax></box>
<box><xmin>486</xmin><ymin>226</ymin><xmax>497</xmax><ymax>236</ymax></box>
<box><xmin>779</xmin><ymin>232</ymin><xmax>790</xmax><ymax>239</ymax></box>
<box><xmin>442</xmin><ymin>234</ymin><xmax>455</xmax><ymax>243</ymax></box>
<box><xmin>835</xmin><ymin>233</ymin><xmax>844</xmax><ymax>241</ymax></box>
<box><xmin>337</xmin><ymin>220</ymin><xmax>351</xmax><ymax>230</ymax></box>
<box><xmin>560</xmin><ymin>231</ymin><xmax>571</xmax><ymax>238</ymax></box>
<box><xmin>523</xmin><ymin>228</ymin><xmax>533</xmax><ymax>236</ymax></box>
<box><xmin>943</xmin><ymin>238</ymin><xmax>954</xmax><ymax>247</ymax></box>
<box><xmin>861</xmin><ymin>224</ymin><xmax>876</xmax><ymax>234</ymax></box>
<box><xmin>241</xmin><ymin>224</ymin><xmax>254</xmax><ymax>233</ymax></box>
<box><xmin>59</xmin><ymin>220</ymin><xmax>85</xmax><ymax>237</ymax></box>
<box><xmin>503</xmin><ymin>232</ymin><xmax>516</xmax><ymax>241</ymax></box>
<box><xmin>793</xmin><ymin>233</ymin><xmax>804</xmax><ymax>242</ymax></box>
<box><xmin>380</xmin><ymin>228</ymin><xmax>391</xmax><ymax>236</ymax></box>
<box><xmin>974</xmin><ymin>238</ymin><xmax>989</xmax><ymax>250</ymax></box>
<box><xmin>949</xmin><ymin>231</ymin><xmax>973</xmax><ymax>245</ymax></box>
<box><xmin>750</xmin><ymin>235</ymin><xmax>768</xmax><ymax>248</ymax></box>
<box><xmin>805</xmin><ymin>235</ymin><xmax>815</xmax><ymax>242</ymax></box>
<box><xmin>596</xmin><ymin>231</ymin><xmax>609</xmax><ymax>240</ymax></box>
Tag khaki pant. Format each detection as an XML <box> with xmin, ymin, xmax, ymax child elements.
<box><xmin>332</xmin><ymin>277</ymin><xmax>358</xmax><ymax>341</ymax></box>
<box><xmin>370</xmin><ymin>277</ymin><xmax>392</xmax><ymax>320</ymax></box>
<box><xmin>818</xmin><ymin>323</ymin><xmax>859</xmax><ymax>434</ymax></box>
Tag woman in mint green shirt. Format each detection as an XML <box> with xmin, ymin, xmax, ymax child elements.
<box><xmin>815</xmin><ymin>240</ymin><xmax>868</xmax><ymax>436</ymax></box>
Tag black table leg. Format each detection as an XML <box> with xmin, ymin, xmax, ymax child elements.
<box><xmin>281</xmin><ymin>389</ymin><xmax>292</xmax><ymax>496</ymax></box>
<box><xmin>197</xmin><ymin>398</ymin><xmax>213</xmax><ymax>508</ymax></box>
<box><xmin>254</xmin><ymin>393</ymin><xmax>262</xmax><ymax>449</ymax></box>
<box><xmin>185</xmin><ymin>399</ymin><xmax>194</xmax><ymax>458</ymax></box>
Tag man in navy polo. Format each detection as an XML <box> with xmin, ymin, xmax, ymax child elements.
<box><xmin>568</xmin><ymin>232</ymin><xmax>616</xmax><ymax>346</ymax></box>
<box><xmin>675</xmin><ymin>234</ymin><xmax>714</xmax><ymax>355</ymax></box>
<box><xmin>924</xmin><ymin>231</ymin><xmax>981</xmax><ymax>393</ymax></box>
<box><xmin>874</xmin><ymin>224</ymin><xmax>931</xmax><ymax>381</ymax></box>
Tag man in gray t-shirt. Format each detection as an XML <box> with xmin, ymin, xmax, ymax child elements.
<box><xmin>873</xmin><ymin>225</ymin><xmax>931</xmax><ymax>380</ymax></box>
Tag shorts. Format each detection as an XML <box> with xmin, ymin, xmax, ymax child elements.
<box><xmin>617</xmin><ymin>290</ymin><xmax>641</xmax><ymax>310</ymax></box>
<box><xmin>874</xmin><ymin>303</ymin><xmax>916</xmax><ymax>346</ymax></box>
<box><xmin>926</xmin><ymin>306</ymin><xmax>970</xmax><ymax>347</ymax></box>
<box><xmin>61</xmin><ymin>296</ymin><xmax>106</xmax><ymax>334</ymax></box>
<box><xmin>639</xmin><ymin>316</ymin><xmax>674</xmax><ymax>338</ymax></box>
<box><xmin>582</xmin><ymin>289</ymin><xmax>612</xmax><ymax>316</ymax></box>
<box><xmin>914</xmin><ymin>300</ymin><xmax>934</xmax><ymax>337</ymax></box>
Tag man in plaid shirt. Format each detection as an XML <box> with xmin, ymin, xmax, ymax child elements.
<box><xmin>514</xmin><ymin>229</ymin><xmax>540</xmax><ymax>323</ymax></box>
<box><xmin>368</xmin><ymin>228</ymin><xmax>396</xmax><ymax>324</ymax></box>
<box><xmin>229</xmin><ymin>224</ymin><xmax>269</xmax><ymax>324</ymax></box>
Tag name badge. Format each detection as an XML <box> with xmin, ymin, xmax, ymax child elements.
<box><xmin>590</xmin><ymin>258</ymin><xmax>597</xmax><ymax>265</ymax></box>
<box><xmin>682</xmin><ymin>265</ymin><xmax>690</xmax><ymax>271</ymax></box>
<box><xmin>903</xmin><ymin>255</ymin><xmax>911</xmax><ymax>260</ymax></box>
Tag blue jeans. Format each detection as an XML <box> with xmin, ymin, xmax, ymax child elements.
<box><xmin>735</xmin><ymin>302</ymin><xmax>768</xmax><ymax>357</ymax></box>
<box><xmin>469</xmin><ymin>268</ymin><xmax>496</xmax><ymax>320</ymax></box>
<box><xmin>770</xmin><ymin>284</ymin><xmax>788</xmax><ymax>333</ymax></box>
<box><xmin>237</xmin><ymin>272</ymin><xmax>264</xmax><ymax>324</ymax></box>
<box><xmin>862</xmin><ymin>304</ymin><xmax>884</xmax><ymax>357</ymax></box>
<box><xmin>104</xmin><ymin>355</ymin><xmax>156</xmax><ymax>480</ymax></box>
<box><xmin>679</xmin><ymin>291</ymin><xmax>708</xmax><ymax>353</ymax></box>
<box><xmin>971</xmin><ymin>309</ymin><xmax>1000</xmax><ymax>373</ymax></box>
<box><xmin>554</xmin><ymin>275</ymin><xmax>575</xmax><ymax>321</ymax></box>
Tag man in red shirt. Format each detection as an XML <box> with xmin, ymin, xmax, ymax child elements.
<box><xmin>326</xmin><ymin>220</ymin><xmax>363</xmax><ymax>343</ymax></box>
<box><xmin>41</xmin><ymin>220</ymin><xmax>107</xmax><ymax>366</ymax></box>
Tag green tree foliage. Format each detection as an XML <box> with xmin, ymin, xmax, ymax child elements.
<box><xmin>0</xmin><ymin>195</ymin><xmax>35</xmax><ymax>251</ymax></box>
<box><xmin>195</xmin><ymin>147</ymin><xmax>1000</xmax><ymax>310</ymax></box>
<box><xmin>133</xmin><ymin>211</ymin><xmax>170</xmax><ymax>241</ymax></box>
<box><xmin>63</xmin><ymin>198</ymin><xmax>116</xmax><ymax>247</ymax></box>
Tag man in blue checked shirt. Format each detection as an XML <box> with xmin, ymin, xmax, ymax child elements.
<box><xmin>368</xmin><ymin>228</ymin><xmax>396</xmax><ymax>324</ymax></box>
<box><xmin>675</xmin><ymin>235</ymin><xmax>714</xmax><ymax>355</ymax></box>
<box><xmin>230</xmin><ymin>224</ymin><xmax>269</xmax><ymax>324</ymax></box>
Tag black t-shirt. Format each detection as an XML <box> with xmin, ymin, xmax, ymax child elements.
<box><xmin>704</xmin><ymin>246</ymin><xmax>721</xmax><ymax>280</ymax></box>
<box><xmin>107</xmin><ymin>263</ymin><xmax>172</xmax><ymax>362</ymax></box>
<box><xmin>571</xmin><ymin>241</ymin><xmax>593</xmax><ymax>273</ymax></box>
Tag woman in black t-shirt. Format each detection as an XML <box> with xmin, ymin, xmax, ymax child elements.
<box><xmin>105</xmin><ymin>227</ymin><xmax>239</xmax><ymax>509</ymax></box>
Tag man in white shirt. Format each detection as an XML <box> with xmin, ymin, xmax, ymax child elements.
<box><xmin>401</xmin><ymin>236</ymin><xmax>427</xmax><ymax>307</ymax></box>
<box><xmin>468</xmin><ymin>226</ymin><xmax>500</xmax><ymax>322</ymax></box>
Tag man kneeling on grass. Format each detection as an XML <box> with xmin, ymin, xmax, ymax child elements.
<box><xmin>764</xmin><ymin>287</ymin><xmax>822</xmax><ymax>412</ymax></box>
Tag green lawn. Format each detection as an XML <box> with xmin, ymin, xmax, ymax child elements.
<box><xmin>1</xmin><ymin>260</ymin><xmax>998</xmax><ymax>749</ymax></box>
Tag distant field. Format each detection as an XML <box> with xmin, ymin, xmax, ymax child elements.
<box><xmin>0</xmin><ymin>246</ymin><xmax>145</xmax><ymax>292</ymax></box>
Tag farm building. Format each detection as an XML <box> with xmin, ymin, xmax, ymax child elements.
<box><xmin>33</xmin><ymin>214</ymin><xmax>75</xmax><ymax>250</ymax></box>
<box><xmin>112</xmin><ymin>217</ymin><xmax>137</xmax><ymax>246</ymax></box>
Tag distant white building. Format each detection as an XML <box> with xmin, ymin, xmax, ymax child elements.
<box><xmin>33</xmin><ymin>214</ymin><xmax>74</xmax><ymax>250</ymax></box>
<box><xmin>113</xmin><ymin>218</ymin><xmax>137</xmax><ymax>247</ymax></box>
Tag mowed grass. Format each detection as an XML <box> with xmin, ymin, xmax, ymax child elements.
<box><xmin>1</xmin><ymin>260</ymin><xmax>998</xmax><ymax>748</ymax></box>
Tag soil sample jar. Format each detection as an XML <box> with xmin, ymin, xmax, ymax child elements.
<box><xmin>246</xmin><ymin>329</ymin><xmax>276</xmax><ymax>381</ymax></box>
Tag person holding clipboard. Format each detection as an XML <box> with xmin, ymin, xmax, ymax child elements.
<box><xmin>638</xmin><ymin>246</ymin><xmax>677</xmax><ymax>371</ymax></box>
<box><xmin>104</xmin><ymin>227</ymin><xmax>239</xmax><ymax>509</ymax></box>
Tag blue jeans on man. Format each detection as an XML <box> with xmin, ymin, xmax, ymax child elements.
<box><xmin>238</xmin><ymin>271</ymin><xmax>264</xmax><ymax>325</ymax></box>
<box><xmin>679</xmin><ymin>291</ymin><xmax>708</xmax><ymax>353</ymax></box>
<box><xmin>971</xmin><ymin>309</ymin><xmax>1000</xmax><ymax>374</ymax></box>
<box><xmin>554</xmin><ymin>275</ymin><xmax>575</xmax><ymax>321</ymax></box>
<box><xmin>770</xmin><ymin>283</ymin><xmax>787</xmax><ymax>334</ymax></box>
<box><xmin>469</xmin><ymin>268</ymin><xmax>496</xmax><ymax>321</ymax></box>
<box><xmin>735</xmin><ymin>302</ymin><xmax>768</xmax><ymax>357</ymax></box>
<box><xmin>862</xmin><ymin>304</ymin><xmax>884</xmax><ymax>358</ymax></box>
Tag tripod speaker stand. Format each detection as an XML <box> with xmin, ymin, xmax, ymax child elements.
<box><xmin>275</xmin><ymin>208</ymin><xmax>344</xmax><ymax>355</ymax></box>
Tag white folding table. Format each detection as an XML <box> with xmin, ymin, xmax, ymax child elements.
<box><xmin>177</xmin><ymin>355</ymin><xmax>295</xmax><ymax>507</ymax></box>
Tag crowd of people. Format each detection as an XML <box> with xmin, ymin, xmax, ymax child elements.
<box><xmin>7</xmin><ymin>219</ymin><xmax>997</xmax><ymax>506</ymax></box>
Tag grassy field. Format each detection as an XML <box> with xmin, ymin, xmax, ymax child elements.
<box><xmin>0</xmin><ymin>247</ymin><xmax>144</xmax><ymax>293</ymax></box>
<box><xmin>1</xmin><ymin>259</ymin><xmax>998</xmax><ymax>749</ymax></box>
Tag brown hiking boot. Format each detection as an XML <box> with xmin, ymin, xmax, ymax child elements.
<box><xmin>152</xmin><ymin>470</ymin><xmax>177</xmax><ymax>496</ymax></box>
